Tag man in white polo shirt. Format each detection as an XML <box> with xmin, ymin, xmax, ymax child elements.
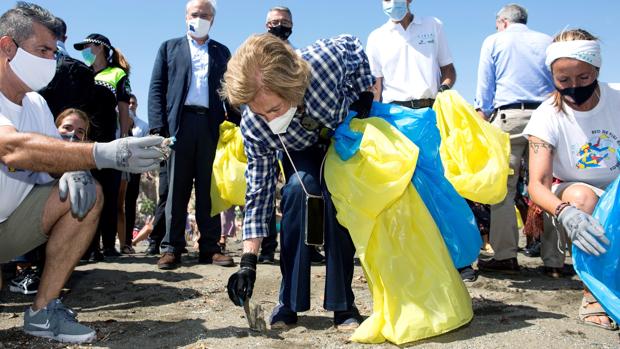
<box><xmin>366</xmin><ymin>0</ymin><xmax>456</xmax><ymax>107</ymax></box>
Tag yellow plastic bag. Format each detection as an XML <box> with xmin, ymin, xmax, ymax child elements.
<box><xmin>433</xmin><ymin>90</ymin><xmax>511</xmax><ymax>204</ymax></box>
<box><xmin>210</xmin><ymin>121</ymin><xmax>247</xmax><ymax>216</ymax></box>
<box><xmin>325</xmin><ymin>117</ymin><xmax>473</xmax><ymax>345</ymax></box>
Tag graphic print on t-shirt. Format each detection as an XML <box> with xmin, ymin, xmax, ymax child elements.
<box><xmin>574</xmin><ymin>130</ymin><xmax>620</xmax><ymax>170</ymax></box>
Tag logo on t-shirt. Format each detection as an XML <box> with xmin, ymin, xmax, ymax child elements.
<box><xmin>416</xmin><ymin>33</ymin><xmax>435</xmax><ymax>45</ymax></box>
<box><xmin>575</xmin><ymin>130</ymin><xmax>620</xmax><ymax>170</ymax></box>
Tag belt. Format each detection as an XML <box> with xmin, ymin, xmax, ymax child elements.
<box><xmin>392</xmin><ymin>98</ymin><xmax>435</xmax><ymax>109</ymax></box>
<box><xmin>183</xmin><ymin>105</ymin><xmax>210</xmax><ymax>115</ymax></box>
<box><xmin>497</xmin><ymin>102</ymin><xmax>541</xmax><ymax>111</ymax></box>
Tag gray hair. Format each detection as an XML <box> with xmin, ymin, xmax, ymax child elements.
<box><xmin>186</xmin><ymin>0</ymin><xmax>217</xmax><ymax>16</ymax></box>
<box><xmin>0</xmin><ymin>1</ymin><xmax>57</xmax><ymax>44</ymax></box>
<box><xmin>266</xmin><ymin>6</ymin><xmax>293</xmax><ymax>22</ymax></box>
<box><xmin>496</xmin><ymin>4</ymin><xmax>528</xmax><ymax>24</ymax></box>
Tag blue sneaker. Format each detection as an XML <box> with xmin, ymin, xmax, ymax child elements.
<box><xmin>23</xmin><ymin>299</ymin><xmax>96</xmax><ymax>344</ymax></box>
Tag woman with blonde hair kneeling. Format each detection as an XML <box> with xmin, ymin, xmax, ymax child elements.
<box><xmin>524</xmin><ymin>28</ymin><xmax>618</xmax><ymax>330</ymax></box>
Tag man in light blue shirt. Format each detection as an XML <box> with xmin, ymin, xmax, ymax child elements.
<box><xmin>474</xmin><ymin>4</ymin><xmax>553</xmax><ymax>274</ymax></box>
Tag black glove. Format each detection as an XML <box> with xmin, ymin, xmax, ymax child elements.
<box><xmin>227</xmin><ymin>253</ymin><xmax>257</xmax><ymax>306</ymax></box>
<box><xmin>438</xmin><ymin>84</ymin><xmax>451</xmax><ymax>93</ymax></box>
<box><xmin>349</xmin><ymin>91</ymin><xmax>374</xmax><ymax>119</ymax></box>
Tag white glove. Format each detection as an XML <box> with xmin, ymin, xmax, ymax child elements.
<box><xmin>557</xmin><ymin>206</ymin><xmax>609</xmax><ymax>255</ymax></box>
<box><xmin>92</xmin><ymin>136</ymin><xmax>165</xmax><ymax>173</ymax></box>
<box><xmin>59</xmin><ymin>171</ymin><xmax>97</xmax><ymax>219</ymax></box>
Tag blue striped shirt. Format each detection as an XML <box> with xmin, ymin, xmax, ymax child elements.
<box><xmin>240</xmin><ymin>34</ymin><xmax>374</xmax><ymax>240</ymax></box>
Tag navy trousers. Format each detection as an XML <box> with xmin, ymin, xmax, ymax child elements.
<box><xmin>162</xmin><ymin>110</ymin><xmax>221</xmax><ymax>255</ymax></box>
<box><xmin>279</xmin><ymin>145</ymin><xmax>356</xmax><ymax>312</ymax></box>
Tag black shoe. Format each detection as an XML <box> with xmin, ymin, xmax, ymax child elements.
<box><xmin>102</xmin><ymin>248</ymin><xmax>121</xmax><ymax>257</ymax></box>
<box><xmin>477</xmin><ymin>257</ymin><xmax>520</xmax><ymax>274</ymax></box>
<box><xmin>269</xmin><ymin>304</ymin><xmax>298</xmax><ymax>329</ymax></box>
<box><xmin>522</xmin><ymin>240</ymin><xmax>542</xmax><ymax>258</ymax></box>
<box><xmin>310</xmin><ymin>248</ymin><xmax>325</xmax><ymax>266</ymax></box>
<box><xmin>92</xmin><ymin>250</ymin><xmax>105</xmax><ymax>262</ymax></box>
<box><xmin>458</xmin><ymin>266</ymin><xmax>478</xmax><ymax>282</ymax></box>
<box><xmin>145</xmin><ymin>243</ymin><xmax>160</xmax><ymax>256</ymax></box>
<box><xmin>334</xmin><ymin>306</ymin><xmax>362</xmax><ymax>331</ymax></box>
<box><xmin>258</xmin><ymin>253</ymin><xmax>275</xmax><ymax>264</ymax></box>
<box><xmin>9</xmin><ymin>268</ymin><xmax>40</xmax><ymax>295</ymax></box>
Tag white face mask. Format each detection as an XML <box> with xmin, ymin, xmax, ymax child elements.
<box><xmin>129</xmin><ymin>109</ymin><xmax>137</xmax><ymax>120</ymax></box>
<box><xmin>187</xmin><ymin>18</ymin><xmax>211</xmax><ymax>39</ymax></box>
<box><xmin>267</xmin><ymin>106</ymin><xmax>297</xmax><ymax>134</ymax></box>
<box><xmin>9</xmin><ymin>47</ymin><xmax>57</xmax><ymax>91</ymax></box>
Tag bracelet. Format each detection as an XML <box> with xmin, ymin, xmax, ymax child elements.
<box><xmin>554</xmin><ymin>202</ymin><xmax>571</xmax><ymax>217</ymax></box>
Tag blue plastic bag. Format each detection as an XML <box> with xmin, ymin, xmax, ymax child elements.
<box><xmin>573</xmin><ymin>172</ymin><xmax>620</xmax><ymax>324</ymax></box>
<box><xmin>337</xmin><ymin>103</ymin><xmax>481</xmax><ymax>269</ymax></box>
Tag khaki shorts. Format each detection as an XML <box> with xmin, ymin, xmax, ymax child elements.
<box><xmin>0</xmin><ymin>182</ymin><xmax>55</xmax><ymax>263</ymax></box>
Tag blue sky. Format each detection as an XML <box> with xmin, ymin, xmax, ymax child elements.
<box><xmin>2</xmin><ymin>1</ymin><xmax>619</xmax><ymax>124</ymax></box>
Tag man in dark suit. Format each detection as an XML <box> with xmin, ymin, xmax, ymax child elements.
<box><xmin>148</xmin><ymin>0</ymin><xmax>234</xmax><ymax>269</ymax></box>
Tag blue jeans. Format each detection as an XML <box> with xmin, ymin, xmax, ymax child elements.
<box><xmin>279</xmin><ymin>145</ymin><xmax>356</xmax><ymax>312</ymax></box>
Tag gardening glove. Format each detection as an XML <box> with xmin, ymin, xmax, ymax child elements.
<box><xmin>58</xmin><ymin>171</ymin><xmax>97</xmax><ymax>219</ymax></box>
<box><xmin>92</xmin><ymin>136</ymin><xmax>165</xmax><ymax>173</ymax></box>
<box><xmin>557</xmin><ymin>206</ymin><xmax>609</xmax><ymax>256</ymax></box>
<box><xmin>227</xmin><ymin>253</ymin><xmax>257</xmax><ymax>306</ymax></box>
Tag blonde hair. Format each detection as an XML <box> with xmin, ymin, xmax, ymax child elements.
<box><xmin>55</xmin><ymin>108</ymin><xmax>90</xmax><ymax>140</ymax></box>
<box><xmin>220</xmin><ymin>33</ymin><xmax>310</xmax><ymax>108</ymax></box>
<box><xmin>551</xmin><ymin>29</ymin><xmax>599</xmax><ymax>112</ymax></box>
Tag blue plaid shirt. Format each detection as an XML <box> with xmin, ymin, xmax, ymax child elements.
<box><xmin>240</xmin><ymin>34</ymin><xmax>374</xmax><ymax>240</ymax></box>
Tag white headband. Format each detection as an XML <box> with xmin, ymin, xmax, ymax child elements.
<box><xmin>545</xmin><ymin>40</ymin><xmax>601</xmax><ymax>69</ymax></box>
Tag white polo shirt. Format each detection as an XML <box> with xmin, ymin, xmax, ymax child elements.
<box><xmin>366</xmin><ymin>15</ymin><xmax>453</xmax><ymax>102</ymax></box>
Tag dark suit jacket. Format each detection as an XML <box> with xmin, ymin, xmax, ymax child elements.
<box><xmin>148</xmin><ymin>36</ymin><xmax>234</xmax><ymax>137</ymax></box>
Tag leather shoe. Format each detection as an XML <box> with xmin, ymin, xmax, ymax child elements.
<box><xmin>199</xmin><ymin>252</ymin><xmax>235</xmax><ymax>267</ymax></box>
<box><xmin>158</xmin><ymin>252</ymin><xmax>181</xmax><ymax>270</ymax></box>
<box><xmin>477</xmin><ymin>257</ymin><xmax>520</xmax><ymax>274</ymax></box>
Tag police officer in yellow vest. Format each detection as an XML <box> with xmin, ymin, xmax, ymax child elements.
<box><xmin>74</xmin><ymin>33</ymin><xmax>132</xmax><ymax>259</ymax></box>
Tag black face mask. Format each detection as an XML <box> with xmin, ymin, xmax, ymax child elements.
<box><xmin>556</xmin><ymin>80</ymin><xmax>599</xmax><ymax>106</ymax></box>
<box><xmin>268</xmin><ymin>25</ymin><xmax>292</xmax><ymax>41</ymax></box>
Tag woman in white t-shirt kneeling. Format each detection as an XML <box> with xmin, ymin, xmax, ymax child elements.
<box><xmin>524</xmin><ymin>29</ymin><xmax>619</xmax><ymax>331</ymax></box>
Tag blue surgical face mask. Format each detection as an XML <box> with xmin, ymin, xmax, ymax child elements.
<box><xmin>81</xmin><ymin>47</ymin><xmax>96</xmax><ymax>66</ymax></box>
<box><xmin>383</xmin><ymin>0</ymin><xmax>409</xmax><ymax>22</ymax></box>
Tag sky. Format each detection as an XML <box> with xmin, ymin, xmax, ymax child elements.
<box><xmin>1</xmin><ymin>1</ymin><xmax>619</xmax><ymax>124</ymax></box>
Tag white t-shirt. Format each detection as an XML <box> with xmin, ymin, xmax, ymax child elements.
<box><xmin>366</xmin><ymin>15</ymin><xmax>453</xmax><ymax>102</ymax></box>
<box><xmin>523</xmin><ymin>82</ymin><xmax>620</xmax><ymax>189</ymax></box>
<box><xmin>0</xmin><ymin>92</ymin><xmax>59</xmax><ymax>223</ymax></box>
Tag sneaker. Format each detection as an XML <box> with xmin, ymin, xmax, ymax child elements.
<box><xmin>23</xmin><ymin>299</ymin><xmax>96</xmax><ymax>344</ymax></box>
<box><xmin>258</xmin><ymin>253</ymin><xmax>275</xmax><ymax>264</ymax></box>
<box><xmin>457</xmin><ymin>266</ymin><xmax>478</xmax><ymax>282</ymax></box>
<box><xmin>269</xmin><ymin>304</ymin><xmax>297</xmax><ymax>329</ymax></box>
<box><xmin>9</xmin><ymin>268</ymin><xmax>40</xmax><ymax>295</ymax></box>
<box><xmin>145</xmin><ymin>242</ymin><xmax>160</xmax><ymax>256</ymax></box>
<box><xmin>522</xmin><ymin>240</ymin><xmax>542</xmax><ymax>258</ymax></box>
<box><xmin>121</xmin><ymin>245</ymin><xmax>135</xmax><ymax>254</ymax></box>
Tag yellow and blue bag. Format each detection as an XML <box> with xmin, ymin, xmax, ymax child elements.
<box><xmin>210</xmin><ymin>121</ymin><xmax>247</xmax><ymax>215</ymax></box>
<box><xmin>325</xmin><ymin>114</ymin><xmax>473</xmax><ymax>345</ymax></box>
<box><xmin>433</xmin><ymin>90</ymin><xmax>511</xmax><ymax>204</ymax></box>
<box><xmin>371</xmin><ymin>102</ymin><xmax>482</xmax><ymax>268</ymax></box>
